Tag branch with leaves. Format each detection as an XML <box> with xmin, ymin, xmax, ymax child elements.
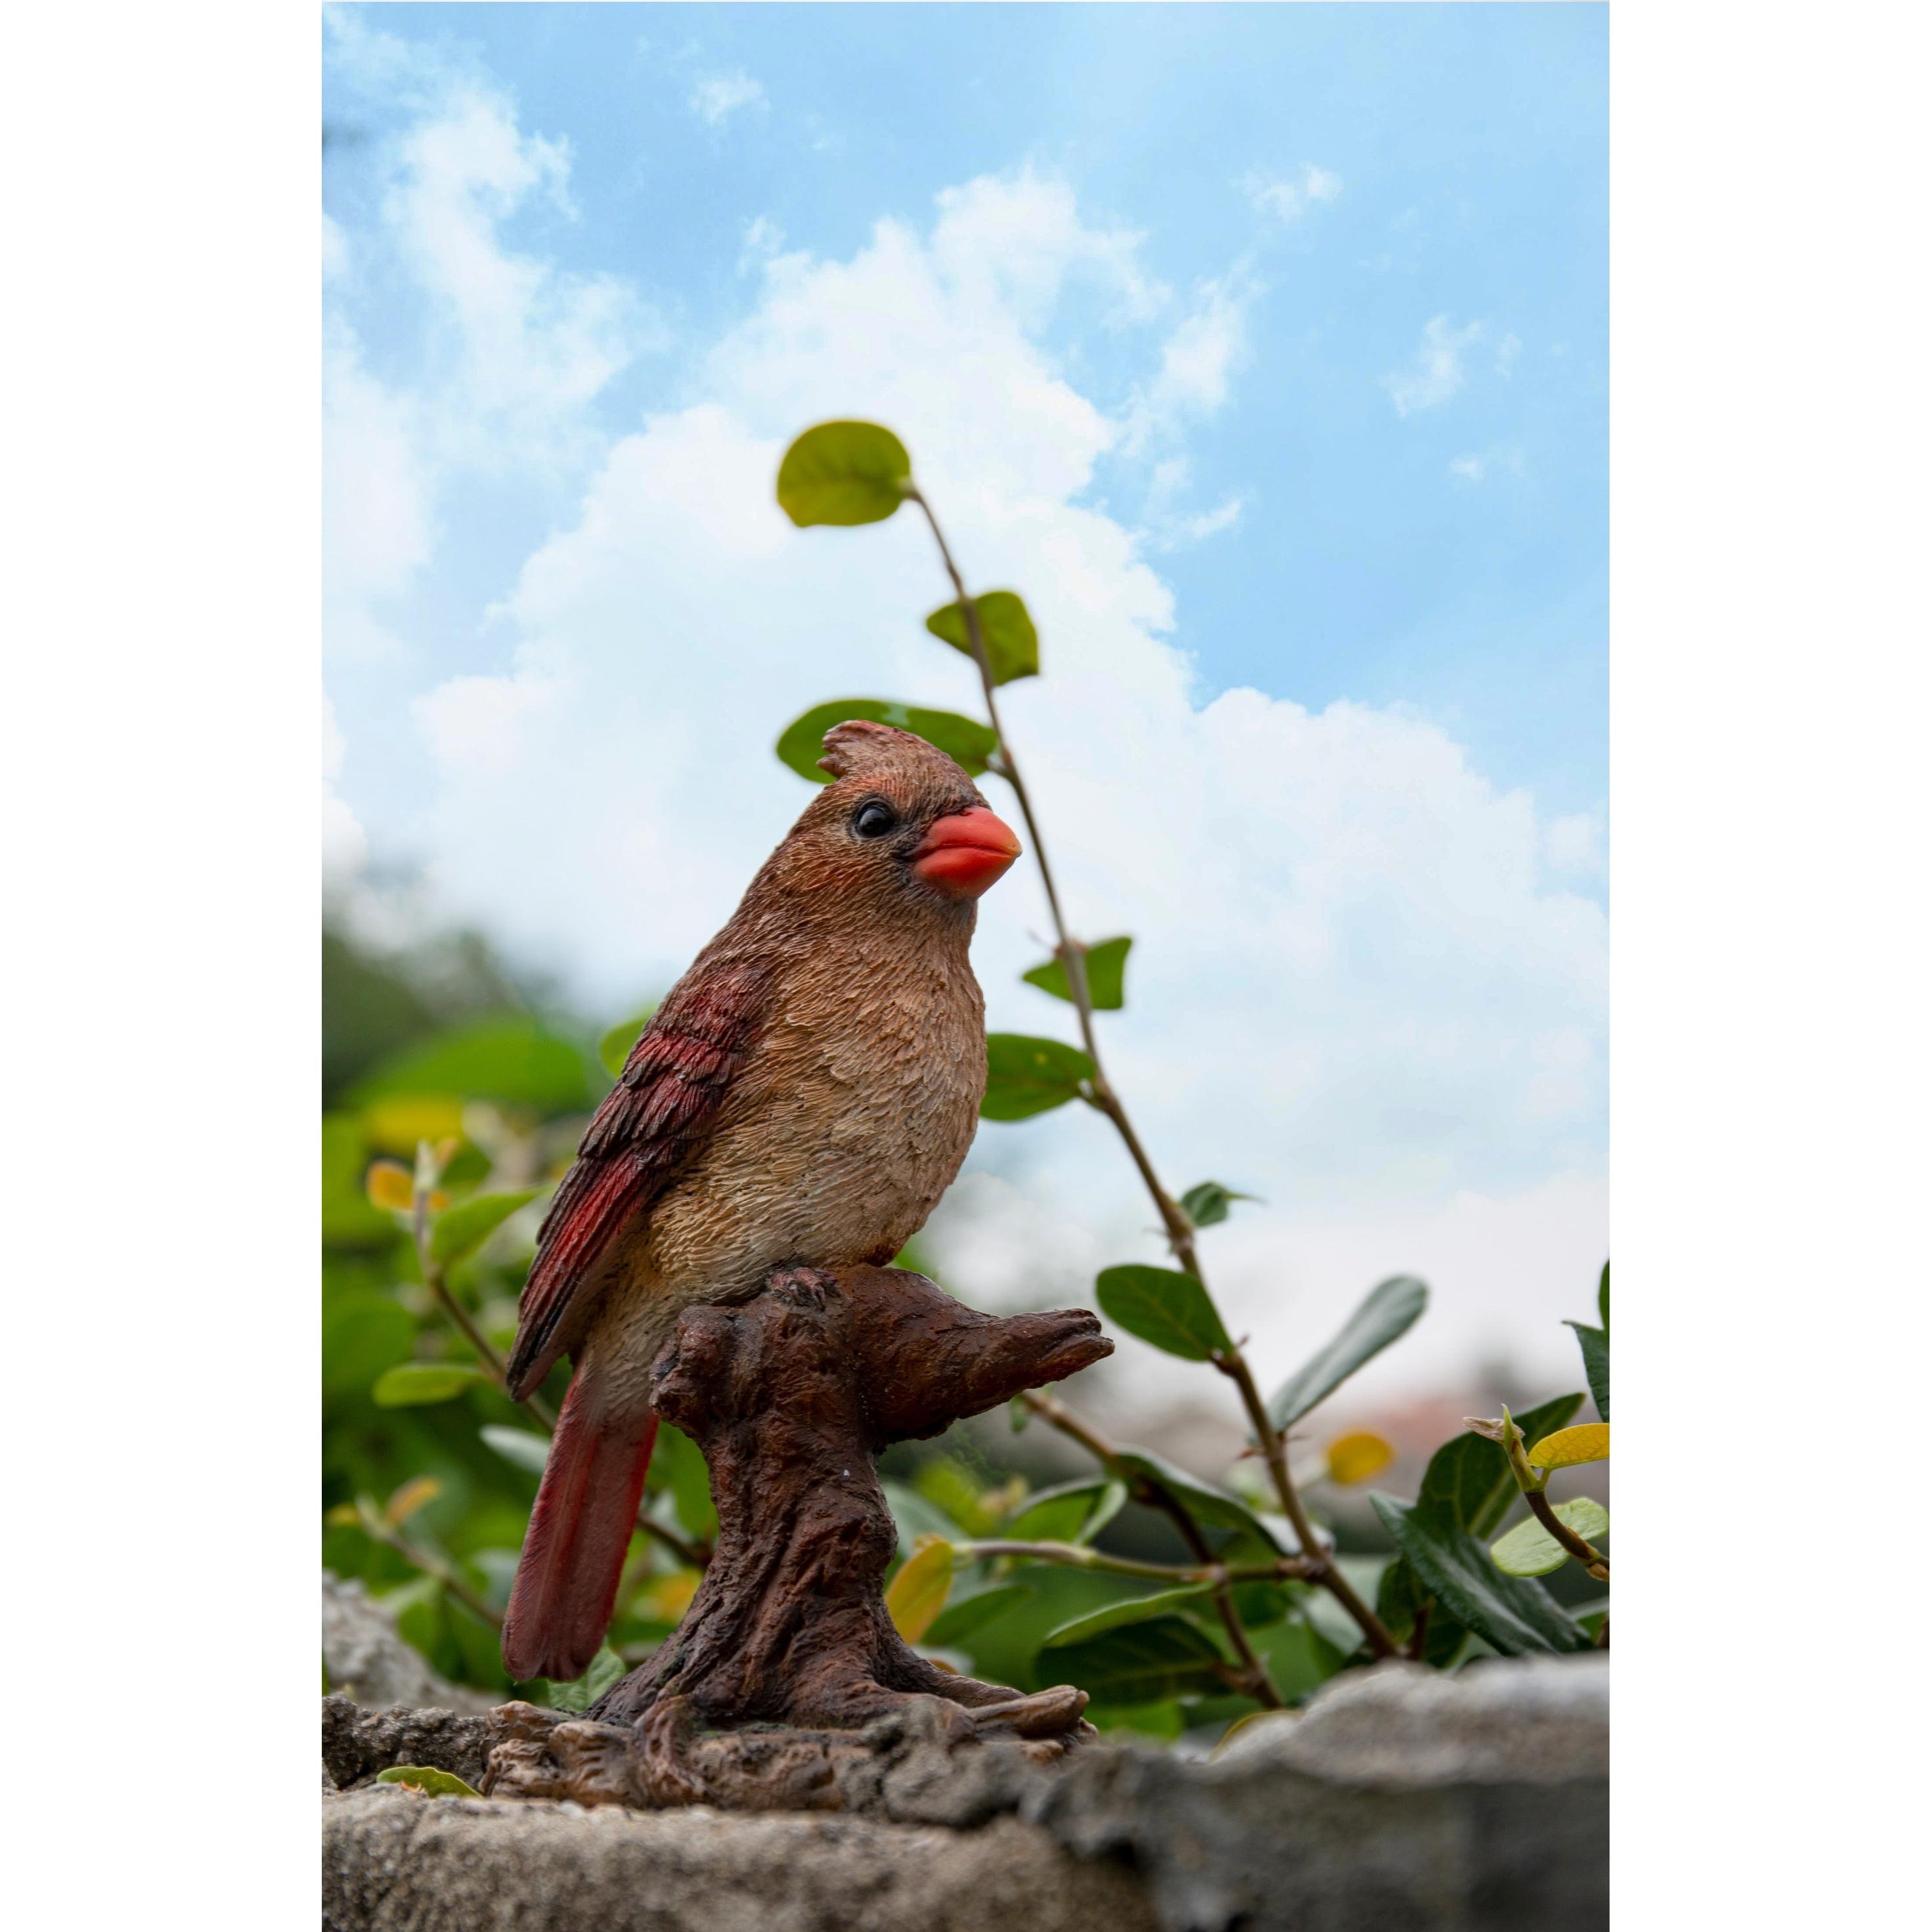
<box><xmin>772</xmin><ymin>421</ymin><xmax>1611</xmax><ymax>1711</ymax></box>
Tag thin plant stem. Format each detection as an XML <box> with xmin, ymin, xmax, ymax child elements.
<box><xmin>1216</xmin><ymin>1350</ymin><xmax>1401</xmax><ymax>1658</ymax></box>
<box><xmin>956</xmin><ymin>1539</ymin><xmax>1315</xmax><ymax>1586</ymax></box>
<box><xmin>359</xmin><ymin>1510</ymin><xmax>503</xmax><ymax>1629</ymax></box>
<box><xmin>910</xmin><ymin>494</ymin><xmax>1395</xmax><ymax>1661</ymax></box>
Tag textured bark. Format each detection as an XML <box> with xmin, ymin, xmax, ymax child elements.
<box><xmin>485</xmin><ymin>1262</ymin><xmax>1111</xmax><ymax>1809</ymax></box>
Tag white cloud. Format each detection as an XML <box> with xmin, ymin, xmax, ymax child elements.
<box><xmin>1122</xmin><ymin>271</ymin><xmax>1254</xmax><ymax>452</ymax></box>
<box><xmin>1382</xmin><ymin>314</ymin><xmax>1485</xmax><ymax>417</ymax></box>
<box><xmin>333</xmin><ymin>158</ymin><xmax>1605</xmax><ymax>1384</ymax></box>
<box><xmin>738</xmin><ymin>214</ymin><xmax>786</xmax><ymax>273</ymax></box>
<box><xmin>1176</xmin><ymin>496</ymin><xmax>1244</xmax><ymax>543</ymax></box>
<box><xmin>689</xmin><ymin>70</ymin><xmax>766</xmax><ymax>127</ymax></box>
<box><xmin>1543</xmin><ymin>812</ymin><xmax>1605</xmax><ymax>877</ymax></box>
<box><xmin>1449</xmin><ymin>454</ymin><xmax>1486</xmax><ymax>484</ymax></box>
<box><xmin>321</xmin><ymin>17</ymin><xmax>659</xmax><ymax>676</ymax></box>
<box><xmin>1243</xmin><ymin>162</ymin><xmax>1343</xmax><ymax>224</ymax></box>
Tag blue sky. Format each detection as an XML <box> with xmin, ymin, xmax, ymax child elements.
<box><xmin>322</xmin><ymin>3</ymin><xmax>1607</xmax><ymax>1392</ymax></box>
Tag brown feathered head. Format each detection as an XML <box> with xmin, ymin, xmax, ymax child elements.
<box><xmin>758</xmin><ymin>720</ymin><xmax>1021</xmax><ymax>921</ymax></box>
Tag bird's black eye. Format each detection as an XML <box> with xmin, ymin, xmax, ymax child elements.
<box><xmin>852</xmin><ymin>801</ymin><xmax>897</xmax><ymax>839</ymax></box>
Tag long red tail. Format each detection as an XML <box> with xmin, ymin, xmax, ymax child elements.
<box><xmin>501</xmin><ymin>1369</ymin><xmax>658</xmax><ymax>1684</ymax></box>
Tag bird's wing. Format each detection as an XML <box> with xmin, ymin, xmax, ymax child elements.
<box><xmin>504</xmin><ymin>958</ymin><xmax>770</xmax><ymax>1400</ymax></box>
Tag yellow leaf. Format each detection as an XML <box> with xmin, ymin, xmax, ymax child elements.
<box><xmin>365</xmin><ymin>1160</ymin><xmax>416</xmax><ymax>1212</ymax></box>
<box><xmin>1526</xmin><ymin>1422</ymin><xmax>1610</xmax><ymax>1469</ymax></box>
<box><xmin>885</xmin><ymin>1535</ymin><xmax>955</xmax><ymax>1643</ymax></box>
<box><xmin>324</xmin><ymin>1503</ymin><xmax>360</xmax><ymax>1527</ymax></box>
<box><xmin>362</xmin><ymin>1095</ymin><xmax>466</xmax><ymax>1155</ymax></box>
<box><xmin>635</xmin><ymin>1570</ymin><xmax>701</xmax><ymax>1625</ymax></box>
<box><xmin>385</xmin><ymin>1476</ymin><xmax>441</xmax><ymax>1527</ymax></box>
<box><xmin>1325</xmin><ymin>1430</ymin><xmax>1394</xmax><ymax>1486</ymax></box>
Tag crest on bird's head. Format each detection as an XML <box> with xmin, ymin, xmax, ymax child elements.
<box><xmin>817</xmin><ymin>719</ymin><xmax>974</xmax><ymax>787</ymax></box>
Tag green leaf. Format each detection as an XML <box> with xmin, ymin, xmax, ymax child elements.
<box><xmin>1005</xmin><ymin>1476</ymin><xmax>1113</xmax><ymax>1545</ymax></box>
<box><xmin>652</xmin><ymin>1423</ymin><xmax>717</xmax><ymax>1543</ymax></box>
<box><xmin>376</xmin><ymin>1765</ymin><xmax>483</xmax><ymax>1799</ymax></box>
<box><xmin>1566</xmin><ymin>1319</ymin><xmax>1610</xmax><ymax>1422</ymax></box>
<box><xmin>429</xmin><ymin>1189</ymin><xmax>539</xmax><ymax>1267</ymax></box>
<box><xmin>981</xmin><ymin>1033</ymin><xmax>1095</xmax><ymax>1120</ymax></box>
<box><xmin>1112</xmin><ymin>1449</ymin><xmax>1281</xmax><ymax>1545</ymax></box>
<box><xmin>774</xmin><ymin>699</ymin><xmax>999</xmax><ymax>785</ymax></box>
<box><xmin>480</xmin><ymin>1426</ymin><xmax>551</xmax><ymax>1478</ymax></box>
<box><xmin>1252</xmin><ymin>1613</ymin><xmax>1348</xmax><ymax>1701</ymax></box>
<box><xmin>371</xmin><ymin>1362</ymin><xmax>487</xmax><ymax>1408</ymax></box>
<box><xmin>881</xmin><ymin>1480</ymin><xmax>959</xmax><ymax>1560</ymax></box>
<box><xmin>1372</xmin><ymin>1496</ymin><xmax>1592</xmax><ymax>1657</ymax></box>
<box><xmin>1265</xmin><ymin>1276</ymin><xmax>1429</xmax><ymax>1432</ymax></box>
<box><xmin>1178</xmin><ymin>1181</ymin><xmax>1258</xmax><ymax>1230</ymax></box>
<box><xmin>598</xmin><ymin>1009</ymin><xmax>656</xmax><ymax>1080</ymax></box>
<box><xmin>925</xmin><ymin>590</ymin><xmax>1040</xmax><ymax>684</ymax></box>
<box><xmin>1042</xmin><ymin>1583</ymin><xmax>1216</xmax><ymax>1648</ymax></box>
<box><xmin>1041</xmin><ymin>1616</ymin><xmax>1229</xmax><ymax>1704</ymax></box>
<box><xmin>1096</xmin><ymin>1263</ymin><xmax>1231</xmax><ymax>1361</ymax></box>
<box><xmin>1373</xmin><ymin>1554</ymin><xmax>1467</xmax><ymax>1667</ymax></box>
<box><xmin>925</xmin><ymin>1584</ymin><xmax>1032</xmax><ymax>1646</ymax></box>
<box><xmin>1491</xmin><ymin>1498</ymin><xmax>1610</xmax><ymax>1578</ymax></box>
<box><xmin>1598</xmin><ymin>1260</ymin><xmax>1610</xmax><ymax>1331</ymax></box>
<box><xmin>1022</xmin><ymin>936</ymin><xmax>1131</xmax><ymax>1011</ymax></box>
<box><xmin>1416</xmin><ymin>1392</ymin><xmax>1585</xmax><ymax>1539</ymax></box>
<box><xmin>348</xmin><ymin>1016</ymin><xmax>596</xmax><ymax>1116</ymax></box>
<box><xmin>322</xmin><ymin>1294</ymin><xmax>416</xmax><ymax>1403</ymax></box>
<box><xmin>776</xmin><ymin>420</ymin><xmax>913</xmax><ymax>527</ymax></box>
<box><xmin>1525</xmin><ymin>1423</ymin><xmax>1608</xmax><ymax>1470</ymax></box>
<box><xmin>887</xmin><ymin>1537</ymin><xmax>956</xmax><ymax>1642</ymax></box>
<box><xmin>545</xmin><ymin>1643</ymin><xmax>628</xmax><ymax>1713</ymax></box>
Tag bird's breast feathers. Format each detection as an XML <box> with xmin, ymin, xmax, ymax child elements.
<box><xmin>625</xmin><ymin>944</ymin><xmax>985</xmax><ymax>1297</ymax></box>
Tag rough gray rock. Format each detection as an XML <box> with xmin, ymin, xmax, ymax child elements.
<box><xmin>322</xmin><ymin>1573</ymin><xmax>496</xmax><ymax>1715</ymax></box>
<box><xmin>322</xmin><ymin>1694</ymin><xmax>502</xmax><ymax>1795</ymax></box>
<box><xmin>320</xmin><ymin>1656</ymin><xmax>1607</xmax><ymax>1932</ymax></box>
<box><xmin>322</xmin><ymin>1785</ymin><xmax>1160</xmax><ymax>1932</ymax></box>
<box><xmin>1030</xmin><ymin>1658</ymin><xmax>1608</xmax><ymax>1932</ymax></box>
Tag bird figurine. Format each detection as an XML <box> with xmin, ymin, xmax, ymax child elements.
<box><xmin>500</xmin><ymin>720</ymin><xmax>1023</xmax><ymax>1682</ymax></box>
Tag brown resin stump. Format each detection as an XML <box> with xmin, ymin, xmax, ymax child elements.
<box><xmin>485</xmin><ymin>1263</ymin><xmax>1112</xmax><ymax>1811</ymax></box>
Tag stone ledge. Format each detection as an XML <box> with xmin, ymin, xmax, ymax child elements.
<box><xmin>322</xmin><ymin>1655</ymin><xmax>1607</xmax><ymax>1932</ymax></box>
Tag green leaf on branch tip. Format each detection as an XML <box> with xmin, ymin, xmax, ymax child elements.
<box><xmin>598</xmin><ymin>1009</ymin><xmax>656</xmax><ymax>1080</ymax></box>
<box><xmin>480</xmin><ymin>1426</ymin><xmax>551</xmax><ymax>1477</ymax></box>
<box><xmin>775</xmin><ymin>699</ymin><xmax>998</xmax><ymax>785</ymax></box>
<box><xmin>981</xmin><ymin>1034</ymin><xmax>1095</xmax><ymax>1120</ymax></box>
<box><xmin>1525</xmin><ymin>1423</ymin><xmax>1608</xmax><ymax>1470</ymax></box>
<box><xmin>544</xmin><ymin>1644</ymin><xmax>627</xmax><ymax>1713</ymax></box>
<box><xmin>1040</xmin><ymin>1616</ymin><xmax>1230</xmax><ymax>1704</ymax></box>
<box><xmin>376</xmin><ymin>1766</ymin><xmax>483</xmax><ymax>1799</ymax></box>
<box><xmin>1022</xmin><ymin>936</ymin><xmax>1131</xmax><ymax>1011</ymax></box>
<box><xmin>1041</xmin><ymin>1583</ymin><xmax>1216</xmax><ymax>1648</ymax></box>
<box><xmin>1372</xmin><ymin>1495</ymin><xmax>1592</xmax><ymax>1656</ymax></box>
<box><xmin>925</xmin><ymin>1584</ymin><xmax>1032</xmax><ymax>1646</ymax></box>
<box><xmin>1598</xmin><ymin>1260</ymin><xmax>1610</xmax><ymax>1331</ymax></box>
<box><xmin>1096</xmin><ymin>1263</ymin><xmax>1232</xmax><ymax>1361</ymax></box>
<box><xmin>1179</xmin><ymin>1181</ymin><xmax>1259</xmax><ymax>1230</ymax></box>
<box><xmin>1265</xmin><ymin>1276</ymin><xmax>1429</xmax><ymax>1432</ymax></box>
<box><xmin>1416</xmin><ymin>1392</ymin><xmax>1584</xmax><ymax>1539</ymax></box>
<box><xmin>925</xmin><ymin>590</ymin><xmax>1040</xmax><ymax>684</ymax></box>
<box><xmin>775</xmin><ymin>421</ymin><xmax>911</xmax><ymax>527</ymax></box>
<box><xmin>1491</xmin><ymin>1498</ymin><xmax>1609</xmax><ymax>1578</ymax></box>
<box><xmin>429</xmin><ymin>1189</ymin><xmax>539</xmax><ymax>1267</ymax></box>
<box><xmin>371</xmin><ymin>1362</ymin><xmax>487</xmax><ymax>1408</ymax></box>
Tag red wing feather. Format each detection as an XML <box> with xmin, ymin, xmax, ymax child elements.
<box><xmin>504</xmin><ymin>959</ymin><xmax>769</xmax><ymax>1400</ymax></box>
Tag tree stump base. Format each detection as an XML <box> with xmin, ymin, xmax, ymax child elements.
<box><xmin>483</xmin><ymin>1263</ymin><xmax>1112</xmax><ymax>1812</ymax></box>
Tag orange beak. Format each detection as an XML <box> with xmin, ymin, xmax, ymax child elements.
<box><xmin>911</xmin><ymin>806</ymin><xmax>1022</xmax><ymax>898</ymax></box>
